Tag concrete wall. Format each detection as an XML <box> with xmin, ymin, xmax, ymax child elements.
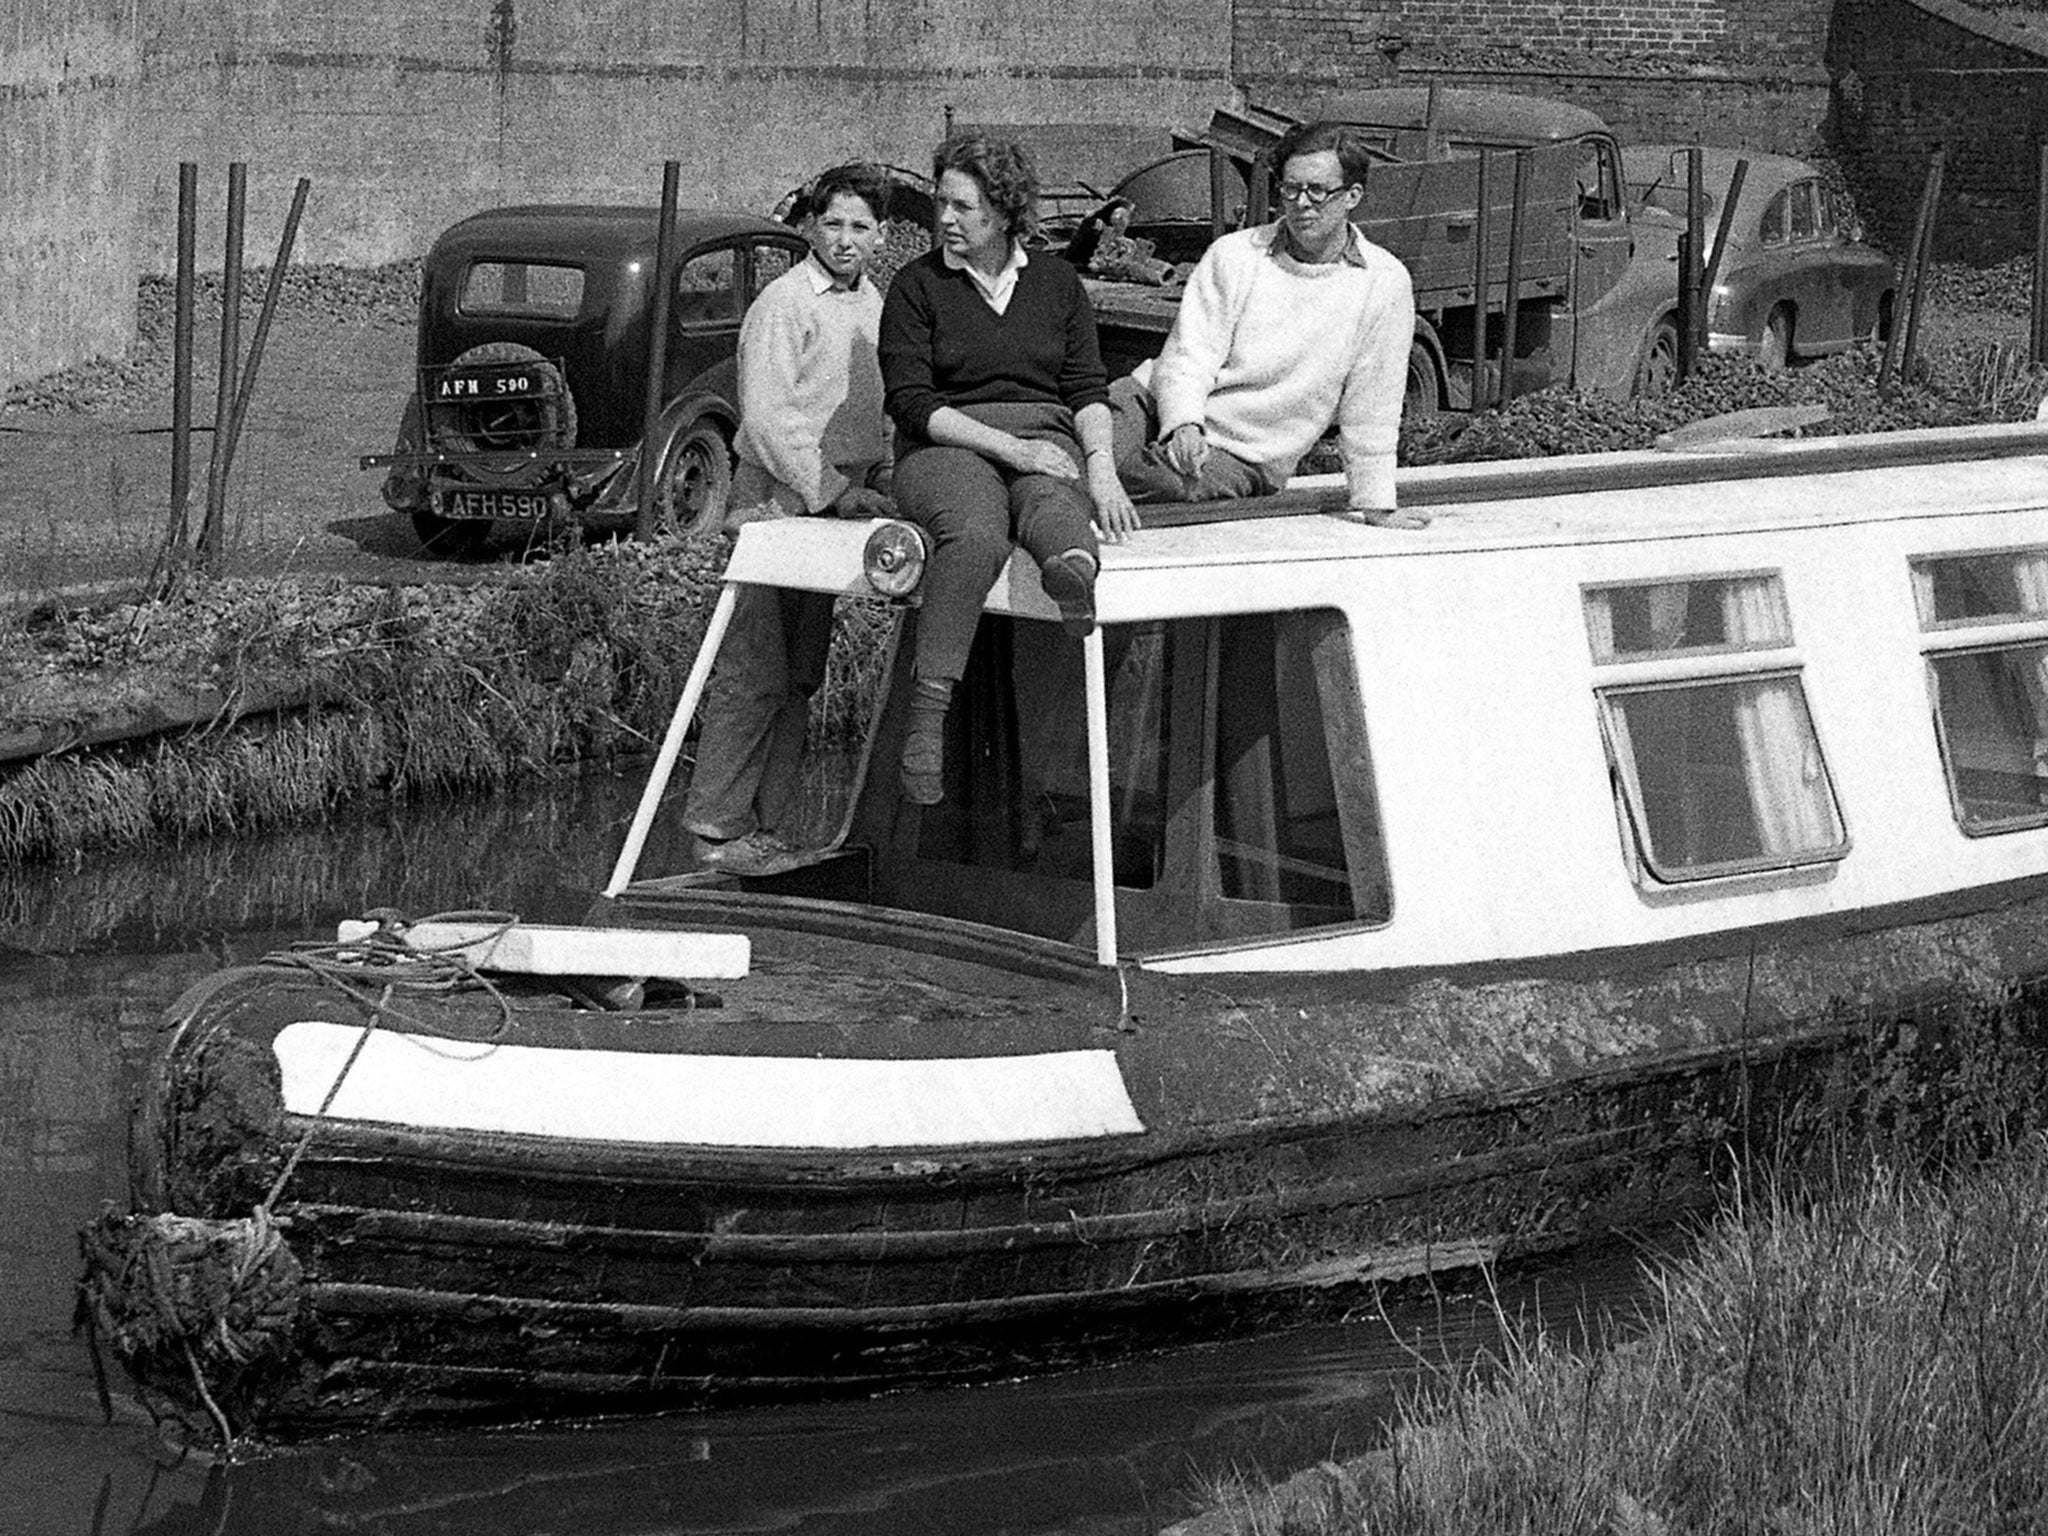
<box><xmin>1233</xmin><ymin>0</ymin><xmax>1834</xmax><ymax>154</ymax></box>
<box><xmin>1</xmin><ymin>2</ymin><xmax>141</xmax><ymax>392</ymax></box>
<box><xmin>128</xmin><ymin>0</ymin><xmax>1233</xmax><ymax>271</ymax></box>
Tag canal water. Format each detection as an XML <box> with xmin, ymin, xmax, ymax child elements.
<box><xmin>0</xmin><ymin>771</ymin><xmax>1659</xmax><ymax>1536</ymax></box>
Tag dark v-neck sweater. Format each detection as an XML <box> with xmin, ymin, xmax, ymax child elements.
<box><xmin>878</xmin><ymin>250</ymin><xmax>1111</xmax><ymax>444</ymax></box>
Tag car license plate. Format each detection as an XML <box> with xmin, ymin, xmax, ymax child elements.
<box><xmin>432</xmin><ymin>366</ymin><xmax>546</xmax><ymax>402</ymax></box>
<box><xmin>446</xmin><ymin>490</ymin><xmax>550</xmax><ymax>520</ymax></box>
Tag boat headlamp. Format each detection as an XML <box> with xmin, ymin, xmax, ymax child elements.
<box><xmin>862</xmin><ymin>520</ymin><xmax>928</xmax><ymax>600</ymax></box>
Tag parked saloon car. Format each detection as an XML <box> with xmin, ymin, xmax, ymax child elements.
<box><xmin>374</xmin><ymin>206</ymin><xmax>810</xmax><ymax>555</ymax></box>
<box><xmin>1623</xmin><ymin>146</ymin><xmax>1896</xmax><ymax>368</ymax></box>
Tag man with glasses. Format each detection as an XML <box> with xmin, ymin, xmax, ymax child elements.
<box><xmin>1109</xmin><ymin>120</ymin><xmax>1426</xmax><ymax>528</ymax></box>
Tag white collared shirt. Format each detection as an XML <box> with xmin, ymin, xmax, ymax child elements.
<box><xmin>801</xmin><ymin>252</ymin><xmax>862</xmax><ymax>294</ymax></box>
<box><xmin>941</xmin><ymin>240</ymin><xmax>1029</xmax><ymax>315</ymax></box>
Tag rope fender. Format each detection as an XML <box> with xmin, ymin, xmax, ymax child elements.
<box><xmin>75</xmin><ymin>1205</ymin><xmax>304</xmax><ymax>1450</ymax></box>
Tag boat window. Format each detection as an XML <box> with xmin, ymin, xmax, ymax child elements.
<box><xmin>904</xmin><ymin>609</ymin><xmax>1389</xmax><ymax>947</ymax></box>
<box><xmin>1600</xmin><ymin>679</ymin><xmax>1846</xmax><ymax>879</ymax></box>
<box><xmin>458</xmin><ymin>261</ymin><xmax>585</xmax><ymax>320</ymax></box>
<box><xmin>1584</xmin><ymin>574</ymin><xmax>1792</xmax><ymax>661</ymax></box>
<box><xmin>1914</xmin><ymin>549</ymin><xmax>2048</xmax><ymax>833</ymax></box>
<box><xmin>1585</xmin><ymin>575</ymin><xmax>1848</xmax><ymax>882</ymax></box>
<box><xmin>1912</xmin><ymin>548</ymin><xmax>2048</xmax><ymax>628</ymax></box>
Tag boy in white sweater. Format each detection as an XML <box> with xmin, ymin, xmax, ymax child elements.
<box><xmin>684</xmin><ymin>163</ymin><xmax>895</xmax><ymax>877</ymax></box>
<box><xmin>1112</xmin><ymin>121</ymin><xmax>1426</xmax><ymax>528</ymax></box>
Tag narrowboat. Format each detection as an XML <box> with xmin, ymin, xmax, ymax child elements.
<box><xmin>79</xmin><ymin>421</ymin><xmax>2048</xmax><ymax>1445</ymax></box>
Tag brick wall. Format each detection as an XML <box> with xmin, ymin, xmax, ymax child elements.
<box><xmin>1</xmin><ymin>2</ymin><xmax>141</xmax><ymax>391</ymax></box>
<box><xmin>1234</xmin><ymin>0</ymin><xmax>1833</xmax><ymax>153</ymax></box>
<box><xmin>1829</xmin><ymin>0</ymin><xmax>2048</xmax><ymax>258</ymax></box>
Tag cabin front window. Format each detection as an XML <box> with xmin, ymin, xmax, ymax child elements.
<box><xmin>1586</xmin><ymin>574</ymin><xmax>1847</xmax><ymax>882</ymax></box>
<box><xmin>902</xmin><ymin>609</ymin><xmax>1390</xmax><ymax>948</ymax></box>
<box><xmin>1915</xmin><ymin>548</ymin><xmax>2048</xmax><ymax>833</ymax></box>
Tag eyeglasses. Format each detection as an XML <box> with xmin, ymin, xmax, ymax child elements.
<box><xmin>1276</xmin><ymin>180</ymin><xmax>1353</xmax><ymax>207</ymax></box>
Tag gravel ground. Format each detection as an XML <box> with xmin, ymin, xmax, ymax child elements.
<box><xmin>0</xmin><ymin>265</ymin><xmax>430</xmax><ymax>602</ymax></box>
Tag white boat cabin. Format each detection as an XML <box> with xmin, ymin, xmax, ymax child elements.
<box><xmin>609</xmin><ymin>423</ymin><xmax>2048</xmax><ymax>977</ymax></box>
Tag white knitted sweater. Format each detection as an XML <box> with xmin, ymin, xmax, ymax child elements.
<box><xmin>1148</xmin><ymin>223</ymin><xmax>1415</xmax><ymax>509</ymax></box>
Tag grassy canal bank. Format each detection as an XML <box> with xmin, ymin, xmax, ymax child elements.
<box><xmin>0</xmin><ymin>539</ymin><xmax>736</xmax><ymax>866</ymax></box>
<box><xmin>1169</xmin><ymin>1136</ymin><xmax>2048</xmax><ymax>1536</ymax></box>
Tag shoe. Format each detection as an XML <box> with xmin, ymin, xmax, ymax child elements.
<box><xmin>1040</xmin><ymin>548</ymin><xmax>1098</xmax><ymax>637</ymax></box>
<box><xmin>900</xmin><ymin>677</ymin><xmax>952</xmax><ymax>805</ymax></box>
<box><xmin>692</xmin><ymin>829</ymin><xmax>812</xmax><ymax>878</ymax></box>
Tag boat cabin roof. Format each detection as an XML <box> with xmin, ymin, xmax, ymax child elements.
<box><xmin>726</xmin><ymin>424</ymin><xmax>2048</xmax><ymax>614</ymax></box>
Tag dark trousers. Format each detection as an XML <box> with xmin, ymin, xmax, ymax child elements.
<box><xmin>1107</xmin><ymin>373</ymin><xmax>1276</xmax><ymax>503</ymax></box>
<box><xmin>894</xmin><ymin>407</ymin><xmax>1097</xmax><ymax>682</ymax></box>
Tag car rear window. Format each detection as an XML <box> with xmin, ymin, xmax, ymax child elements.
<box><xmin>459</xmin><ymin>261</ymin><xmax>586</xmax><ymax>320</ymax></box>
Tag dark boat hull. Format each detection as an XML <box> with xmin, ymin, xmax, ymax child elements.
<box><xmin>82</xmin><ymin>882</ymin><xmax>2048</xmax><ymax>1440</ymax></box>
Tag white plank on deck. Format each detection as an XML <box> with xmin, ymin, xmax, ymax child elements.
<box><xmin>334</xmin><ymin>920</ymin><xmax>749</xmax><ymax>980</ymax></box>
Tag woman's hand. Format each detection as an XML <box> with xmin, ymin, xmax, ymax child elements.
<box><xmin>1007</xmin><ymin>437</ymin><xmax>1082</xmax><ymax>480</ymax></box>
<box><xmin>828</xmin><ymin>485</ymin><xmax>895</xmax><ymax>519</ymax></box>
<box><xmin>1087</xmin><ymin>456</ymin><xmax>1141</xmax><ymax>543</ymax></box>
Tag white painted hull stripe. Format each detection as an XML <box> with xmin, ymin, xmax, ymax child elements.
<box><xmin>273</xmin><ymin>1021</ymin><xmax>1146</xmax><ymax>1147</ymax></box>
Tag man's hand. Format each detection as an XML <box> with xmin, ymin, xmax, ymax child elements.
<box><xmin>828</xmin><ymin>485</ymin><xmax>895</xmax><ymax>519</ymax></box>
<box><xmin>1086</xmin><ymin>456</ymin><xmax>1142</xmax><ymax>543</ymax></box>
<box><xmin>1349</xmin><ymin>506</ymin><xmax>1431</xmax><ymax>529</ymax></box>
<box><xmin>1008</xmin><ymin>437</ymin><xmax>1082</xmax><ymax>480</ymax></box>
<box><xmin>1162</xmin><ymin>423</ymin><xmax>1208</xmax><ymax>483</ymax></box>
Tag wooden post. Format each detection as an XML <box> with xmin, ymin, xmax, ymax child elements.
<box><xmin>1882</xmin><ymin>149</ymin><xmax>1944</xmax><ymax>395</ymax></box>
<box><xmin>1209</xmin><ymin>147</ymin><xmax>1233</xmax><ymax>244</ymax></box>
<box><xmin>198</xmin><ymin>161</ymin><xmax>246</xmax><ymax>569</ymax></box>
<box><xmin>636</xmin><ymin>161</ymin><xmax>681</xmax><ymax>539</ymax></box>
<box><xmin>1900</xmin><ymin>154</ymin><xmax>1942</xmax><ymax>389</ymax></box>
<box><xmin>165</xmin><ymin>162</ymin><xmax>199</xmax><ymax>570</ymax></box>
<box><xmin>1498</xmin><ymin>150</ymin><xmax>1529</xmax><ymax>409</ymax></box>
<box><xmin>223</xmin><ymin>176</ymin><xmax>311</xmax><ymax>484</ymax></box>
<box><xmin>1471</xmin><ymin>150</ymin><xmax>1492</xmax><ymax>414</ymax></box>
<box><xmin>1678</xmin><ymin>146</ymin><xmax>1704</xmax><ymax>380</ymax></box>
<box><xmin>1699</xmin><ymin>158</ymin><xmax>1749</xmax><ymax>325</ymax></box>
<box><xmin>2033</xmin><ymin>143</ymin><xmax>2048</xmax><ymax>367</ymax></box>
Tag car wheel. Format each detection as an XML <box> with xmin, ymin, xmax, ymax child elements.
<box><xmin>411</xmin><ymin>510</ymin><xmax>492</xmax><ymax>559</ymax></box>
<box><xmin>425</xmin><ymin>341</ymin><xmax>579</xmax><ymax>453</ymax></box>
<box><xmin>1405</xmin><ymin>340</ymin><xmax>1441</xmax><ymax>416</ymax></box>
<box><xmin>649</xmin><ymin>418</ymin><xmax>734</xmax><ymax>539</ymax></box>
<box><xmin>1759</xmin><ymin>305</ymin><xmax>1794</xmax><ymax>371</ymax></box>
<box><xmin>1633</xmin><ymin>317</ymin><xmax>1679</xmax><ymax>399</ymax></box>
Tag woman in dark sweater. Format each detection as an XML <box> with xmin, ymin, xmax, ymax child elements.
<box><xmin>879</xmin><ymin>132</ymin><xmax>1138</xmax><ymax>805</ymax></box>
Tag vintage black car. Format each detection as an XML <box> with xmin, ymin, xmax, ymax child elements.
<box><xmin>373</xmin><ymin>206</ymin><xmax>810</xmax><ymax>555</ymax></box>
